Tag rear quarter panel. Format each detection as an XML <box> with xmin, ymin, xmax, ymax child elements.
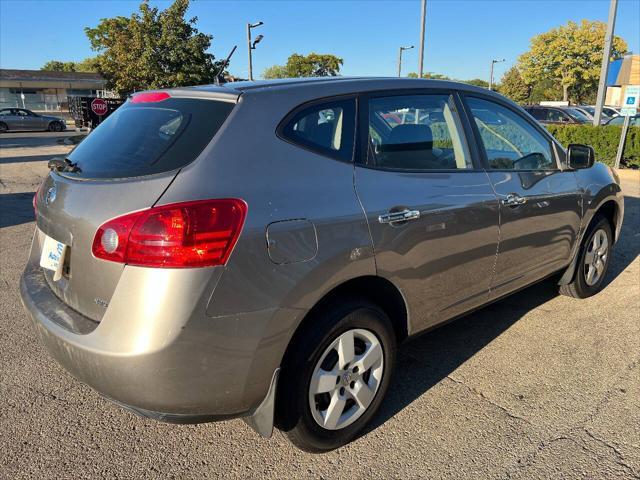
<box><xmin>155</xmin><ymin>88</ymin><xmax>377</xmax><ymax>398</ymax></box>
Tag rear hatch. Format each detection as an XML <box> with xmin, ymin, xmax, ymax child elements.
<box><xmin>35</xmin><ymin>92</ymin><xmax>236</xmax><ymax>322</ymax></box>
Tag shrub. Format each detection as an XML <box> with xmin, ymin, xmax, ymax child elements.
<box><xmin>545</xmin><ymin>124</ymin><xmax>640</xmax><ymax>168</ymax></box>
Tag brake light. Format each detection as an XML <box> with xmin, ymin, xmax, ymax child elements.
<box><xmin>92</xmin><ymin>199</ymin><xmax>247</xmax><ymax>268</ymax></box>
<box><xmin>130</xmin><ymin>91</ymin><xmax>171</xmax><ymax>104</ymax></box>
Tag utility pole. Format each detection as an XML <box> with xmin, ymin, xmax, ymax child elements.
<box><xmin>593</xmin><ymin>0</ymin><xmax>618</xmax><ymax>126</ymax></box>
<box><xmin>417</xmin><ymin>0</ymin><xmax>427</xmax><ymax>77</ymax></box>
<box><xmin>489</xmin><ymin>58</ymin><xmax>505</xmax><ymax>91</ymax></box>
<box><xmin>398</xmin><ymin>45</ymin><xmax>414</xmax><ymax>77</ymax></box>
<box><xmin>247</xmin><ymin>21</ymin><xmax>264</xmax><ymax>81</ymax></box>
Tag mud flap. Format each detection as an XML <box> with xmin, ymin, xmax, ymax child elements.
<box><xmin>243</xmin><ymin>368</ymin><xmax>280</xmax><ymax>438</ymax></box>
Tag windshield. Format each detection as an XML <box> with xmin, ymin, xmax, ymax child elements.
<box><xmin>564</xmin><ymin>108</ymin><xmax>591</xmax><ymax>123</ymax></box>
<box><xmin>66</xmin><ymin>97</ymin><xmax>234</xmax><ymax>179</ymax></box>
<box><xmin>607</xmin><ymin>115</ymin><xmax>640</xmax><ymax>126</ymax></box>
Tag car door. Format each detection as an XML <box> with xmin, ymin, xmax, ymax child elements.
<box><xmin>462</xmin><ymin>95</ymin><xmax>582</xmax><ymax>300</ymax></box>
<box><xmin>18</xmin><ymin>110</ymin><xmax>42</xmax><ymax>130</ymax></box>
<box><xmin>0</xmin><ymin>109</ymin><xmax>14</xmax><ymax>129</ymax></box>
<box><xmin>354</xmin><ymin>91</ymin><xmax>500</xmax><ymax>333</ymax></box>
<box><xmin>1</xmin><ymin>109</ymin><xmax>23</xmax><ymax>130</ymax></box>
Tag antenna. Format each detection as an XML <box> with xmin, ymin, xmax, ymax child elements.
<box><xmin>214</xmin><ymin>45</ymin><xmax>238</xmax><ymax>85</ymax></box>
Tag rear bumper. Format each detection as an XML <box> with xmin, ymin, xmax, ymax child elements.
<box><xmin>19</xmin><ymin>262</ymin><xmax>298</xmax><ymax>422</ymax></box>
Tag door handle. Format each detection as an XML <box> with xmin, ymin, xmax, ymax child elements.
<box><xmin>378</xmin><ymin>209</ymin><xmax>421</xmax><ymax>224</ymax></box>
<box><xmin>501</xmin><ymin>193</ymin><xmax>526</xmax><ymax>207</ymax></box>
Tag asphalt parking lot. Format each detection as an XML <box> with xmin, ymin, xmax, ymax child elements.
<box><xmin>1</xmin><ymin>132</ymin><xmax>638</xmax><ymax>479</ymax></box>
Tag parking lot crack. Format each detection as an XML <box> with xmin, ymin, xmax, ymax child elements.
<box><xmin>580</xmin><ymin>359</ymin><xmax>639</xmax><ymax>427</ymax></box>
<box><xmin>445</xmin><ymin>375</ymin><xmax>534</xmax><ymax>426</ymax></box>
<box><xmin>583</xmin><ymin>428</ymin><xmax>640</xmax><ymax>478</ymax></box>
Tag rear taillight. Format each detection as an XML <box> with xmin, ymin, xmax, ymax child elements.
<box><xmin>92</xmin><ymin>199</ymin><xmax>247</xmax><ymax>268</ymax></box>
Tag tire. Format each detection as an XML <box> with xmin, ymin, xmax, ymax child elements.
<box><xmin>0</xmin><ymin>122</ymin><xmax>7</xmax><ymax>133</ymax></box>
<box><xmin>48</xmin><ymin>121</ymin><xmax>62</xmax><ymax>132</ymax></box>
<box><xmin>276</xmin><ymin>298</ymin><xmax>396</xmax><ymax>452</ymax></box>
<box><xmin>559</xmin><ymin>215</ymin><xmax>613</xmax><ymax>299</ymax></box>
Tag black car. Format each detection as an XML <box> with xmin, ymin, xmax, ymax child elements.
<box><xmin>524</xmin><ymin>106</ymin><xmax>591</xmax><ymax>126</ymax></box>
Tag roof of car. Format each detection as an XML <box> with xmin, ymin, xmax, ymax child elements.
<box><xmin>182</xmin><ymin>76</ymin><xmax>498</xmax><ymax>96</ymax></box>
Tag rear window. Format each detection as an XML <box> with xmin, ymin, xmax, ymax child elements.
<box><xmin>66</xmin><ymin>97</ymin><xmax>234</xmax><ymax>179</ymax></box>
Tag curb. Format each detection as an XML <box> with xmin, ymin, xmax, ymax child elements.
<box><xmin>615</xmin><ymin>168</ymin><xmax>639</xmax><ymax>182</ymax></box>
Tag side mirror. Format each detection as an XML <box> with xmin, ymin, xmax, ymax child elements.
<box><xmin>567</xmin><ymin>143</ymin><xmax>595</xmax><ymax>169</ymax></box>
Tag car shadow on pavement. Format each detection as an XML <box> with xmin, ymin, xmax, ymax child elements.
<box><xmin>367</xmin><ymin>193</ymin><xmax>639</xmax><ymax>435</ymax></box>
<box><xmin>0</xmin><ymin>153</ymin><xmax>63</xmax><ymax>164</ymax></box>
<box><xmin>0</xmin><ymin>192</ymin><xmax>35</xmax><ymax>228</ymax></box>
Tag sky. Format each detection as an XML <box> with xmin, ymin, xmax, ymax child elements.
<box><xmin>1</xmin><ymin>0</ymin><xmax>639</xmax><ymax>82</ymax></box>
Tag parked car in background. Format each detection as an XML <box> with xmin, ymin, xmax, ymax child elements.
<box><xmin>598</xmin><ymin>106</ymin><xmax>621</xmax><ymax>118</ymax></box>
<box><xmin>21</xmin><ymin>78</ymin><xmax>624</xmax><ymax>452</ymax></box>
<box><xmin>0</xmin><ymin>108</ymin><xmax>66</xmax><ymax>132</ymax></box>
<box><xmin>571</xmin><ymin>106</ymin><xmax>611</xmax><ymax>124</ymax></box>
<box><xmin>559</xmin><ymin>106</ymin><xmax>595</xmax><ymax>124</ymax></box>
<box><xmin>524</xmin><ymin>105</ymin><xmax>591</xmax><ymax>125</ymax></box>
<box><xmin>605</xmin><ymin>114</ymin><xmax>640</xmax><ymax>126</ymax></box>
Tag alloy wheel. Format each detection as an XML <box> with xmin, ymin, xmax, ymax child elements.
<box><xmin>584</xmin><ymin>228</ymin><xmax>608</xmax><ymax>286</ymax></box>
<box><xmin>308</xmin><ymin>328</ymin><xmax>384</xmax><ymax>430</ymax></box>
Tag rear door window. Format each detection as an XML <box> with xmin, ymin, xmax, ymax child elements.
<box><xmin>367</xmin><ymin>94</ymin><xmax>471</xmax><ymax>170</ymax></box>
<box><xmin>280</xmin><ymin>98</ymin><xmax>355</xmax><ymax>162</ymax></box>
<box><xmin>65</xmin><ymin>97</ymin><xmax>235</xmax><ymax>179</ymax></box>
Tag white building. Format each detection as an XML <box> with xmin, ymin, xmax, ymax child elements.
<box><xmin>0</xmin><ymin>69</ymin><xmax>107</xmax><ymax>113</ymax></box>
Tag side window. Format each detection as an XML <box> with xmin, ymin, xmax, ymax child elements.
<box><xmin>546</xmin><ymin>109</ymin><xmax>566</xmax><ymax>122</ymax></box>
<box><xmin>0</xmin><ymin>109</ymin><xmax>11</xmax><ymax>116</ymax></box>
<box><xmin>528</xmin><ymin>109</ymin><xmax>545</xmax><ymax>121</ymax></box>
<box><xmin>466</xmin><ymin>97</ymin><xmax>556</xmax><ymax>170</ymax></box>
<box><xmin>280</xmin><ymin>98</ymin><xmax>355</xmax><ymax>162</ymax></box>
<box><xmin>367</xmin><ymin>94</ymin><xmax>471</xmax><ymax>170</ymax></box>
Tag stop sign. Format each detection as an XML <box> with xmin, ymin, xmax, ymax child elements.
<box><xmin>91</xmin><ymin>98</ymin><xmax>108</xmax><ymax>116</ymax></box>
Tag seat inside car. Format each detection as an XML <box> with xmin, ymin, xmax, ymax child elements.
<box><xmin>379</xmin><ymin>123</ymin><xmax>439</xmax><ymax>169</ymax></box>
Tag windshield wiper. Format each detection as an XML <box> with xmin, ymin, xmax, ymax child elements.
<box><xmin>48</xmin><ymin>157</ymin><xmax>82</xmax><ymax>173</ymax></box>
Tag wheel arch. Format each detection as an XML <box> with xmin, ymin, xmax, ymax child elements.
<box><xmin>595</xmin><ymin>199</ymin><xmax>620</xmax><ymax>242</ymax></box>
<box><xmin>559</xmin><ymin>196</ymin><xmax>621</xmax><ymax>285</ymax></box>
<box><xmin>278</xmin><ymin>276</ymin><xmax>409</xmax><ymax>380</ymax></box>
<box><xmin>291</xmin><ymin>275</ymin><xmax>409</xmax><ymax>348</ymax></box>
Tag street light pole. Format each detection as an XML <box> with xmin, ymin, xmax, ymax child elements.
<box><xmin>593</xmin><ymin>0</ymin><xmax>618</xmax><ymax>126</ymax></box>
<box><xmin>489</xmin><ymin>58</ymin><xmax>505</xmax><ymax>91</ymax></box>
<box><xmin>417</xmin><ymin>0</ymin><xmax>427</xmax><ymax>77</ymax></box>
<box><xmin>398</xmin><ymin>45</ymin><xmax>414</xmax><ymax>77</ymax></box>
<box><xmin>247</xmin><ymin>21</ymin><xmax>264</xmax><ymax>81</ymax></box>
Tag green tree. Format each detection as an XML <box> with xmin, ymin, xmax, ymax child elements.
<box><xmin>41</xmin><ymin>58</ymin><xmax>99</xmax><ymax>73</ymax></box>
<box><xmin>263</xmin><ymin>53</ymin><xmax>343</xmax><ymax>79</ymax></box>
<box><xmin>498</xmin><ymin>66</ymin><xmax>530</xmax><ymax>103</ymax></box>
<box><xmin>75</xmin><ymin>57</ymin><xmax>100</xmax><ymax>72</ymax></box>
<box><xmin>406</xmin><ymin>72</ymin><xmax>450</xmax><ymax>80</ymax></box>
<box><xmin>41</xmin><ymin>60</ymin><xmax>77</xmax><ymax>72</ymax></box>
<box><xmin>262</xmin><ymin>65</ymin><xmax>289</xmax><ymax>79</ymax></box>
<box><xmin>85</xmin><ymin>0</ymin><xmax>222</xmax><ymax>95</ymax></box>
<box><xmin>518</xmin><ymin>20</ymin><xmax>627</xmax><ymax>103</ymax></box>
<box><xmin>528</xmin><ymin>78</ymin><xmax>563</xmax><ymax>104</ymax></box>
<box><xmin>461</xmin><ymin>78</ymin><xmax>489</xmax><ymax>88</ymax></box>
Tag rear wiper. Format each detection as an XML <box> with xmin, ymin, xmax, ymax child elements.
<box><xmin>48</xmin><ymin>157</ymin><xmax>82</xmax><ymax>173</ymax></box>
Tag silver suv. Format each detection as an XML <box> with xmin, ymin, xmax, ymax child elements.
<box><xmin>20</xmin><ymin>78</ymin><xmax>623</xmax><ymax>452</ymax></box>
